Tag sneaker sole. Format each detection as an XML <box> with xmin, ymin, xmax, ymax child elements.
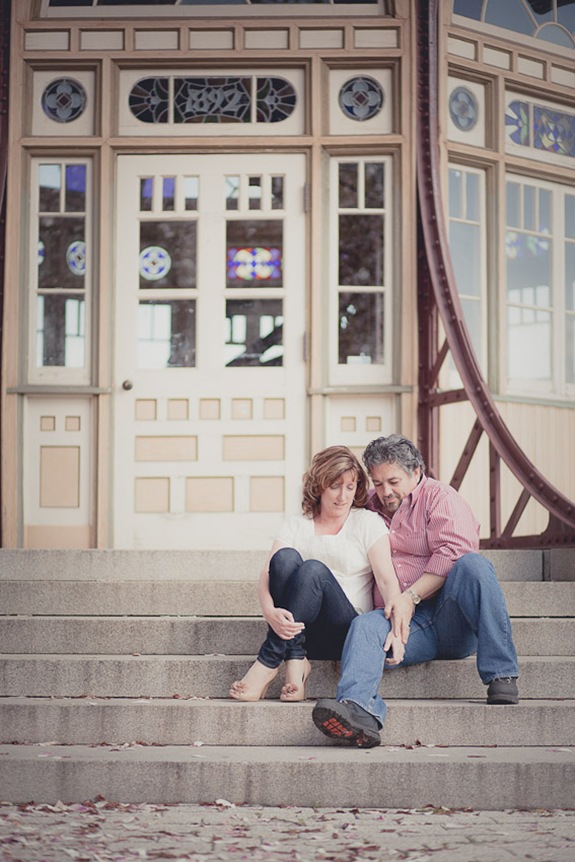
<box><xmin>487</xmin><ymin>696</ymin><xmax>519</xmax><ymax>705</ymax></box>
<box><xmin>312</xmin><ymin>704</ymin><xmax>381</xmax><ymax>748</ymax></box>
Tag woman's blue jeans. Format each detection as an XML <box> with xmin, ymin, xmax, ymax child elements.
<box><xmin>257</xmin><ymin>548</ymin><xmax>358</xmax><ymax>668</ymax></box>
<box><xmin>335</xmin><ymin>553</ymin><xmax>519</xmax><ymax>727</ymax></box>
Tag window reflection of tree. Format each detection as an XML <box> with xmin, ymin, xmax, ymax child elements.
<box><xmin>225</xmin><ymin>300</ymin><xmax>283</xmax><ymax>367</ymax></box>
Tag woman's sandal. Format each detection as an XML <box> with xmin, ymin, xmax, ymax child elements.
<box><xmin>229</xmin><ymin>661</ymin><xmax>280</xmax><ymax>702</ymax></box>
<box><xmin>280</xmin><ymin>657</ymin><xmax>312</xmax><ymax>702</ymax></box>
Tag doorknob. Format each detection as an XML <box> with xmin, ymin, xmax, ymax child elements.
<box><xmin>122</xmin><ymin>380</ymin><xmax>134</xmax><ymax>390</ymax></box>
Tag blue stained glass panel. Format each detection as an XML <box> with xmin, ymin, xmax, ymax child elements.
<box><xmin>449</xmin><ymin>87</ymin><xmax>479</xmax><ymax>131</ymax></box>
<box><xmin>534</xmin><ymin>106</ymin><xmax>575</xmax><ymax>157</ymax></box>
<box><xmin>506</xmin><ymin>100</ymin><xmax>530</xmax><ymax>146</ymax></box>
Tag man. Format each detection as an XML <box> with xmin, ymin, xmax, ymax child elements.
<box><xmin>312</xmin><ymin>434</ymin><xmax>519</xmax><ymax>748</ymax></box>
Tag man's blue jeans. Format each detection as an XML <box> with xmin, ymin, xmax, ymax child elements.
<box><xmin>336</xmin><ymin>553</ymin><xmax>519</xmax><ymax>727</ymax></box>
<box><xmin>258</xmin><ymin>548</ymin><xmax>358</xmax><ymax>668</ymax></box>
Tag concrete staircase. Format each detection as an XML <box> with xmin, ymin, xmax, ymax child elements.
<box><xmin>1</xmin><ymin>548</ymin><xmax>574</xmax><ymax>809</ymax></box>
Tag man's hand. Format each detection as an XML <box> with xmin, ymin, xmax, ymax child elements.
<box><xmin>384</xmin><ymin>592</ymin><xmax>415</xmax><ymax>644</ymax></box>
<box><xmin>265</xmin><ymin>607</ymin><xmax>305</xmax><ymax>640</ymax></box>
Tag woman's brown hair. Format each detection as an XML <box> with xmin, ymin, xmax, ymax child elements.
<box><xmin>301</xmin><ymin>445</ymin><xmax>369</xmax><ymax>518</ymax></box>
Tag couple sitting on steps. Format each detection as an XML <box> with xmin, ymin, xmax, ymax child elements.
<box><xmin>229</xmin><ymin>435</ymin><xmax>519</xmax><ymax>748</ymax></box>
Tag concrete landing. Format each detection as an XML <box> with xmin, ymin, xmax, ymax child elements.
<box><xmin>1</xmin><ymin>743</ymin><xmax>573</xmax><ymax>810</ymax></box>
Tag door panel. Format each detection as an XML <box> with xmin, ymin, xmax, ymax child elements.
<box><xmin>114</xmin><ymin>154</ymin><xmax>307</xmax><ymax>549</ymax></box>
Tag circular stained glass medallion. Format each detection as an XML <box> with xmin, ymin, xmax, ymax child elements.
<box><xmin>139</xmin><ymin>246</ymin><xmax>172</xmax><ymax>281</ymax></box>
<box><xmin>449</xmin><ymin>86</ymin><xmax>479</xmax><ymax>132</ymax></box>
<box><xmin>67</xmin><ymin>240</ymin><xmax>86</xmax><ymax>276</ymax></box>
<box><xmin>42</xmin><ymin>78</ymin><xmax>87</xmax><ymax>124</ymax></box>
<box><xmin>339</xmin><ymin>76</ymin><xmax>384</xmax><ymax>122</ymax></box>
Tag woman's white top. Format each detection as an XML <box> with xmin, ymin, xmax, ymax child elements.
<box><xmin>275</xmin><ymin>508</ymin><xmax>389</xmax><ymax>614</ymax></box>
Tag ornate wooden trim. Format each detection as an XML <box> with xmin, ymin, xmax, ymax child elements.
<box><xmin>416</xmin><ymin>0</ymin><xmax>575</xmax><ymax>548</ymax></box>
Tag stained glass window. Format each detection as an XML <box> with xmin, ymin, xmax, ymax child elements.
<box><xmin>227</xmin><ymin>247</ymin><xmax>282</xmax><ymax>282</ymax></box>
<box><xmin>449</xmin><ymin>87</ymin><xmax>479</xmax><ymax>132</ymax></box>
<box><xmin>338</xmin><ymin>76</ymin><xmax>384</xmax><ymax>122</ymax></box>
<box><xmin>129</xmin><ymin>76</ymin><xmax>297</xmax><ymax>125</ymax></box>
<box><xmin>41</xmin><ymin>78</ymin><xmax>87</xmax><ymax>124</ymax></box>
<box><xmin>226</xmin><ymin>221</ymin><xmax>283</xmax><ymax>288</ymax></box>
<box><xmin>506</xmin><ymin>97</ymin><xmax>575</xmax><ymax>158</ymax></box>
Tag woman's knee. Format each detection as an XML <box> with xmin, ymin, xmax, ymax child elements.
<box><xmin>270</xmin><ymin>547</ymin><xmax>302</xmax><ymax>575</ymax></box>
<box><xmin>297</xmin><ymin>558</ymin><xmax>333</xmax><ymax>582</ymax></box>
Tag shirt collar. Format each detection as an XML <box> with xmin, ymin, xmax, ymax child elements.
<box><xmin>389</xmin><ymin>471</ymin><xmax>427</xmax><ymax>522</ymax></box>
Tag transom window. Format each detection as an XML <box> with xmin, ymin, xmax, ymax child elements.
<box><xmin>41</xmin><ymin>0</ymin><xmax>387</xmax><ymax>16</ymax></box>
<box><xmin>453</xmin><ymin>0</ymin><xmax>575</xmax><ymax>50</ymax></box>
<box><xmin>119</xmin><ymin>69</ymin><xmax>304</xmax><ymax>137</ymax></box>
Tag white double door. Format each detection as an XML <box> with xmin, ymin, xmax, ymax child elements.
<box><xmin>113</xmin><ymin>153</ymin><xmax>307</xmax><ymax>549</ymax></box>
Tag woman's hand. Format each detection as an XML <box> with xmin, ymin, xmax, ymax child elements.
<box><xmin>384</xmin><ymin>593</ymin><xmax>414</xmax><ymax>644</ymax></box>
<box><xmin>383</xmin><ymin>630</ymin><xmax>406</xmax><ymax>666</ymax></box>
<box><xmin>265</xmin><ymin>607</ymin><xmax>305</xmax><ymax>640</ymax></box>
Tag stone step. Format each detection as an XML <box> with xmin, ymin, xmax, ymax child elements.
<box><xmin>0</xmin><ymin>743</ymin><xmax>573</xmax><ymax>809</ymax></box>
<box><xmin>1</xmin><ymin>580</ymin><xmax>574</xmax><ymax>616</ymax></box>
<box><xmin>1</xmin><ymin>615</ymin><xmax>573</xmax><ymax>656</ymax></box>
<box><xmin>0</xmin><ymin>549</ymin><xmax>263</xmax><ymax>582</ymax></box>
<box><xmin>1</xmin><ymin>547</ymin><xmax>573</xmax><ymax>582</ymax></box>
<box><xmin>1</xmin><ymin>654</ymin><xmax>573</xmax><ymax>699</ymax></box>
<box><xmin>1</xmin><ymin>697</ymin><xmax>574</xmax><ymax>748</ymax></box>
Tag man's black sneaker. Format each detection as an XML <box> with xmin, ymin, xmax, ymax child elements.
<box><xmin>312</xmin><ymin>698</ymin><xmax>381</xmax><ymax>748</ymax></box>
<box><xmin>487</xmin><ymin>677</ymin><xmax>519</xmax><ymax>704</ymax></box>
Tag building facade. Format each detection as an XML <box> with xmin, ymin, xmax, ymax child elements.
<box><xmin>0</xmin><ymin>0</ymin><xmax>574</xmax><ymax>551</ymax></box>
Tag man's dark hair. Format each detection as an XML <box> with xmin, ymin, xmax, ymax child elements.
<box><xmin>363</xmin><ymin>434</ymin><xmax>426</xmax><ymax>476</ymax></box>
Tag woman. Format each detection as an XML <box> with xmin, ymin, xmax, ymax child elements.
<box><xmin>229</xmin><ymin>445</ymin><xmax>406</xmax><ymax>702</ymax></box>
